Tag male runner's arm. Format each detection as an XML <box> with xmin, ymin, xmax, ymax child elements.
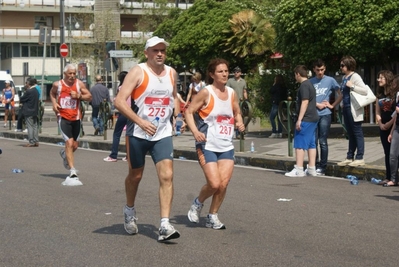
<box><xmin>50</xmin><ymin>81</ymin><xmax>61</xmax><ymax>115</ymax></box>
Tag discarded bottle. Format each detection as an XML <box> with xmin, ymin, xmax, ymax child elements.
<box><xmin>12</xmin><ymin>169</ymin><xmax>24</xmax><ymax>173</ymax></box>
<box><xmin>346</xmin><ymin>175</ymin><xmax>356</xmax><ymax>180</ymax></box>
<box><xmin>145</xmin><ymin>117</ymin><xmax>160</xmax><ymax>140</ymax></box>
<box><xmin>350</xmin><ymin>176</ymin><xmax>359</xmax><ymax>185</ymax></box>
<box><xmin>371</xmin><ymin>178</ymin><xmax>382</xmax><ymax>184</ymax></box>
<box><xmin>250</xmin><ymin>141</ymin><xmax>255</xmax><ymax>153</ymax></box>
<box><xmin>57</xmin><ymin>142</ymin><xmax>65</xmax><ymax>146</ymax></box>
<box><xmin>179</xmin><ymin>156</ymin><xmax>186</xmax><ymax>160</ymax></box>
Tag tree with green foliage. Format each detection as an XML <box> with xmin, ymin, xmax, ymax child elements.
<box><xmin>274</xmin><ymin>0</ymin><xmax>399</xmax><ymax>69</ymax></box>
<box><xmin>154</xmin><ymin>0</ymin><xmax>279</xmax><ymax>73</ymax></box>
<box><xmin>224</xmin><ymin>9</ymin><xmax>275</xmax><ymax>59</ymax></box>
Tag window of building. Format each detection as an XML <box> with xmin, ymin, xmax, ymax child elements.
<box><xmin>12</xmin><ymin>43</ymin><xmax>20</xmax><ymax>57</ymax></box>
<box><xmin>21</xmin><ymin>45</ymin><xmax>29</xmax><ymax>57</ymax></box>
<box><xmin>16</xmin><ymin>44</ymin><xmax>59</xmax><ymax>58</ymax></box>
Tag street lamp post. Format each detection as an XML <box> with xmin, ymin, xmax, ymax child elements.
<box><xmin>60</xmin><ymin>0</ymin><xmax>65</xmax><ymax>78</ymax></box>
<box><xmin>68</xmin><ymin>14</ymin><xmax>80</xmax><ymax>61</ymax></box>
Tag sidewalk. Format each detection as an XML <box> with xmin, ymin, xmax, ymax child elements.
<box><xmin>0</xmin><ymin>107</ymin><xmax>386</xmax><ymax>181</ymax></box>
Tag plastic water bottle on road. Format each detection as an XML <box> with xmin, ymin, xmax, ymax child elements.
<box><xmin>371</xmin><ymin>178</ymin><xmax>382</xmax><ymax>184</ymax></box>
<box><xmin>250</xmin><ymin>141</ymin><xmax>255</xmax><ymax>153</ymax></box>
<box><xmin>145</xmin><ymin>117</ymin><xmax>160</xmax><ymax>140</ymax></box>
<box><xmin>349</xmin><ymin>175</ymin><xmax>359</xmax><ymax>185</ymax></box>
<box><xmin>12</xmin><ymin>169</ymin><xmax>24</xmax><ymax>173</ymax></box>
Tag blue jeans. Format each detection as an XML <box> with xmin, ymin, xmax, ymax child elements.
<box><xmin>109</xmin><ymin>113</ymin><xmax>128</xmax><ymax>159</ymax></box>
<box><xmin>269</xmin><ymin>104</ymin><xmax>282</xmax><ymax>133</ymax></box>
<box><xmin>92</xmin><ymin>106</ymin><xmax>104</xmax><ymax>133</ymax></box>
<box><xmin>315</xmin><ymin>114</ymin><xmax>331</xmax><ymax>170</ymax></box>
<box><xmin>343</xmin><ymin>107</ymin><xmax>364</xmax><ymax>160</ymax></box>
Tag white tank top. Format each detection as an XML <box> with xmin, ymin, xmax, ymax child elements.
<box><xmin>126</xmin><ymin>63</ymin><xmax>175</xmax><ymax>140</ymax></box>
<box><xmin>197</xmin><ymin>85</ymin><xmax>235</xmax><ymax>152</ymax></box>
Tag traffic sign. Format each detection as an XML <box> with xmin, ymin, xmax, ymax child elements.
<box><xmin>109</xmin><ymin>50</ymin><xmax>133</xmax><ymax>58</ymax></box>
<box><xmin>60</xmin><ymin>43</ymin><xmax>68</xmax><ymax>58</ymax></box>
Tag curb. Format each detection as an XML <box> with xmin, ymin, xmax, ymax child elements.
<box><xmin>0</xmin><ymin>131</ymin><xmax>385</xmax><ymax>182</ymax></box>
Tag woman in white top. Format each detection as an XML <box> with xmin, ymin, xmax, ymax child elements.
<box><xmin>185</xmin><ymin>58</ymin><xmax>245</xmax><ymax>230</ymax></box>
<box><xmin>336</xmin><ymin>56</ymin><xmax>368</xmax><ymax>167</ymax></box>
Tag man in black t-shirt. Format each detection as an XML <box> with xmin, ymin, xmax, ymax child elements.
<box><xmin>285</xmin><ymin>65</ymin><xmax>319</xmax><ymax>177</ymax></box>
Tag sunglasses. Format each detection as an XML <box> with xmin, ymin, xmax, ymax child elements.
<box><xmin>340</xmin><ymin>64</ymin><xmax>345</xmax><ymax>68</ymax></box>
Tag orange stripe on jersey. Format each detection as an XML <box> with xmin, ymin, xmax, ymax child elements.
<box><xmin>132</xmin><ymin>70</ymin><xmax>149</xmax><ymax>100</ymax></box>
<box><xmin>198</xmin><ymin>94</ymin><xmax>214</xmax><ymax>119</ymax></box>
<box><xmin>169</xmin><ymin>70</ymin><xmax>175</xmax><ymax>86</ymax></box>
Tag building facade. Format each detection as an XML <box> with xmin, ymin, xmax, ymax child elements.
<box><xmin>0</xmin><ymin>0</ymin><xmax>193</xmax><ymax>99</ymax></box>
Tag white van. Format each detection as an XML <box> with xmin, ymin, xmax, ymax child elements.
<box><xmin>0</xmin><ymin>71</ymin><xmax>20</xmax><ymax>117</ymax></box>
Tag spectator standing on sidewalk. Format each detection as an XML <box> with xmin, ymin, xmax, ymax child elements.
<box><xmin>15</xmin><ymin>81</ymin><xmax>28</xmax><ymax>132</ymax></box>
<box><xmin>185</xmin><ymin>58</ymin><xmax>245</xmax><ymax>230</ymax></box>
<box><xmin>114</xmin><ymin>36</ymin><xmax>181</xmax><ymax>242</ymax></box>
<box><xmin>20</xmin><ymin>77</ymin><xmax>39</xmax><ymax>147</ymax></box>
<box><xmin>375</xmin><ymin>70</ymin><xmax>395</xmax><ymax>185</ymax></box>
<box><xmin>226</xmin><ymin>66</ymin><xmax>247</xmax><ymax>138</ymax></box>
<box><xmin>269</xmin><ymin>74</ymin><xmax>286</xmax><ymax>138</ymax></box>
<box><xmin>104</xmin><ymin>71</ymin><xmax>128</xmax><ymax>162</ymax></box>
<box><xmin>285</xmin><ymin>65</ymin><xmax>319</xmax><ymax>177</ymax></box>
<box><xmin>50</xmin><ymin>64</ymin><xmax>92</xmax><ymax>180</ymax></box>
<box><xmin>184</xmin><ymin>72</ymin><xmax>205</xmax><ymax>108</ymax></box>
<box><xmin>90</xmin><ymin>75</ymin><xmax>110</xmax><ymax>136</ymax></box>
<box><xmin>309</xmin><ymin>59</ymin><xmax>342</xmax><ymax>175</ymax></box>
<box><xmin>387</xmin><ymin>75</ymin><xmax>399</xmax><ymax>187</ymax></box>
<box><xmin>336</xmin><ymin>56</ymin><xmax>368</xmax><ymax>167</ymax></box>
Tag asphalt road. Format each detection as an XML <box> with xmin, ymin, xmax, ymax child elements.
<box><xmin>1</xmin><ymin>138</ymin><xmax>399</xmax><ymax>267</ymax></box>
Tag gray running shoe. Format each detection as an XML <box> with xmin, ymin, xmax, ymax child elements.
<box><xmin>123</xmin><ymin>206</ymin><xmax>138</xmax><ymax>235</ymax></box>
<box><xmin>187</xmin><ymin>198</ymin><xmax>203</xmax><ymax>223</ymax></box>
<box><xmin>206</xmin><ymin>214</ymin><xmax>226</xmax><ymax>230</ymax></box>
<box><xmin>158</xmin><ymin>222</ymin><xmax>180</xmax><ymax>242</ymax></box>
<box><xmin>59</xmin><ymin>148</ymin><xmax>70</xmax><ymax>170</ymax></box>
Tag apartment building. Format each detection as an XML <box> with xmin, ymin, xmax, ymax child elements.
<box><xmin>0</xmin><ymin>0</ymin><xmax>193</xmax><ymax>100</ymax></box>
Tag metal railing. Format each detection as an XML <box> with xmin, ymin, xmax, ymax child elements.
<box><xmin>0</xmin><ymin>28</ymin><xmax>153</xmax><ymax>42</ymax></box>
<box><xmin>1</xmin><ymin>0</ymin><xmax>193</xmax><ymax>9</ymax></box>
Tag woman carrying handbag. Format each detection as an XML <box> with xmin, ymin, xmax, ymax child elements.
<box><xmin>337</xmin><ymin>56</ymin><xmax>368</xmax><ymax>167</ymax></box>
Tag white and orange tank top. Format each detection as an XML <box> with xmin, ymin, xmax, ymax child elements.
<box><xmin>57</xmin><ymin>79</ymin><xmax>81</xmax><ymax>121</ymax></box>
<box><xmin>126</xmin><ymin>63</ymin><xmax>175</xmax><ymax>140</ymax></box>
<box><xmin>196</xmin><ymin>85</ymin><xmax>235</xmax><ymax>152</ymax></box>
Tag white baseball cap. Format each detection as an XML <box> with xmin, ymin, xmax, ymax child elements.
<box><xmin>5</xmin><ymin>80</ymin><xmax>10</xmax><ymax>84</ymax></box>
<box><xmin>145</xmin><ymin>36</ymin><xmax>169</xmax><ymax>51</ymax></box>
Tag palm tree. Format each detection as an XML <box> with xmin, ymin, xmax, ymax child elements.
<box><xmin>224</xmin><ymin>9</ymin><xmax>275</xmax><ymax>58</ymax></box>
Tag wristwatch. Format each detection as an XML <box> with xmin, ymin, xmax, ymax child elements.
<box><xmin>350</xmin><ymin>85</ymin><xmax>355</xmax><ymax>90</ymax></box>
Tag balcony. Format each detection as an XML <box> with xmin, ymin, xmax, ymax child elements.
<box><xmin>1</xmin><ymin>0</ymin><xmax>93</xmax><ymax>8</ymax></box>
<box><xmin>0</xmin><ymin>27</ymin><xmax>153</xmax><ymax>43</ymax></box>
<box><xmin>1</xmin><ymin>0</ymin><xmax>193</xmax><ymax>10</ymax></box>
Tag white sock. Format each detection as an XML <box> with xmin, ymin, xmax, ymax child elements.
<box><xmin>195</xmin><ymin>197</ymin><xmax>202</xmax><ymax>205</ymax></box>
<box><xmin>160</xmin><ymin>218</ymin><xmax>169</xmax><ymax>226</ymax></box>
